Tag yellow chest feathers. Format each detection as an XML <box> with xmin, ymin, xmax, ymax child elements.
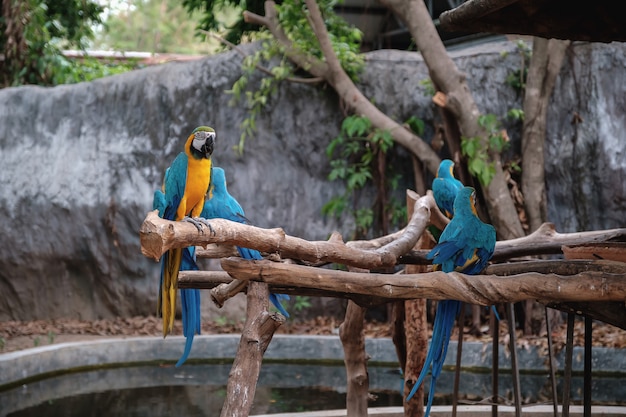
<box><xmin>176</xmin><ymin>158</ymin><xmax>212</xmax><ymax>220</ymax></box>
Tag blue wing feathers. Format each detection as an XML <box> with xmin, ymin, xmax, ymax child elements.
<box><xmin>202</xmin><ymin>167</ymin><xmax>290</xmax><ymax>318</ymax></box>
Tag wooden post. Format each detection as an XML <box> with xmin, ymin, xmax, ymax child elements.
<box><xmin>403</xmin><ymin>190</ymin><xmax>433</xmax><ymax>416</ymax></box>
<box><xmin>220</xmin><ymin>281</ymin><xmax>284</xmax><ymax>417</ymax></box>
<box><xmin>339</xmin><ymin>298</ymin><xmax>370</xmax><ymax>417</ymax></box>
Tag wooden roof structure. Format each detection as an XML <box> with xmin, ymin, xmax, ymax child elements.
<box><xmin>439</xmin><ymin>0</ymin><xmax>625</xmax><ymax>43</ymax></box>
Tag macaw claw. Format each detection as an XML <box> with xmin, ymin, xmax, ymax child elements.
<box><xmin>183</xmin><ymin>216</ymin><xmax>215</xmax><ymax>235</ymax></box>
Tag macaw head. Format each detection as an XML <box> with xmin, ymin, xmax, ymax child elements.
<box><xmin>454</xmin><ymin>186</ymin><xmax>478</xmax><ymax>217</ymax></box>
<box><xmin>211</xmin><ymin>166</ymin><xmax>227</xmax><ymax>193</ymax></box>
<box><xmin>437</xmin><ymin>159</ymin><xmax>455</xmax><ymax>179</ymax></box>
<box><xmin>188</xmin><ymin>126</ymin><xmax>215</xmax><ymax>159</ymax></box>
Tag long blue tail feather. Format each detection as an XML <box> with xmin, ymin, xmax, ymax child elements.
<box><xmin>176</xmin><ymin>247</ymin><xmax>200</xmax><ymax>367</ymax></box>
<box><xmin>406</xmin><ymin>300</ymin><xmax>460</xmax><ymax>401</ymax></box>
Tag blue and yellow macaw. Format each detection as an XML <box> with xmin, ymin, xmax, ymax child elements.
<box><xmin>432</xmin><ymin>159</ymin><xmax>464</xmax><ymax>219</ymax></box>
<box><xmin>202</xmin><ymin>167</ymin><xmax>290</xmax><ymax>317</ymax></box>
<box><xmin>406</xmin><ymin>187</ymin><xmax>496</xmax><ymax>416</ymax></box>
<box><xmin>154</xmin><ymin>126</ymin><xmax>215</xmax><ymax>346</ymax></box>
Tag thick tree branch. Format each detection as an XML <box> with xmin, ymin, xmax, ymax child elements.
<box><xmin>401</xmin><ymin>223</ymin><xmax>626</xmax><ymax>264</ymax></box>
<box><xmin>244</xmin><ymin>0</ymin><xmax>441</xmax><ymax>174</ymax></box>
<box><xmin>220</xmin><ymin>258</ymin><xmax>626</xmax><ymax>306</ymax></box>
<box><xmin>140</xmin><ymin>191</ymin><xmax>434</xmax><ymax>269</ymax></box>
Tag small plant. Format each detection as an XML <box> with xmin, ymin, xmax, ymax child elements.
<box><xmin>33</xmin><ymin>337</ymin><xmax>40</xmax><ymax>347</ymax></box>
<box><xmin>226</xmin><ymin>0</ymin><xmax>364</xmax><ymax>154</ymax></box>
<box><xmin>461</xmin><ymin>114</ymin><xmax>509</xmax><ymax>186</ymax></box>
<box><xmin>507</xmin><ymin>108</ymin><xmax>525</xmax><ymax>122</ymax></box>
<box><xmin>419</xmin><ymin>78</ymin><xmax>436</xmax><ymax>97</ymax></box>
<box><xmin>214</xmin><ymin>315</ymin><xmax>229</xmax><ymax>327</ymax></box>
<box><xmin>0</xmin><ymin>336</ymin><xmax>5</xmax><ymax>351</ymax></box>
<box><xmin>504</xmin><ymin>40</ymin><xmax>532</xmax><ymax>94</ymax></box>
<box><xmin>324</xmin><ymin>114</ymin><xmax>421</xmax><ymax>239</ymax></box>
<box><xmin>292</xmin><ymin>296</ymin><xmax>312</xmax><ymax>313</ymax></box>
<box><xmin>47</xmin><ymin>331</ymin><xmax>56</xmax><ymax>345</ymax></box>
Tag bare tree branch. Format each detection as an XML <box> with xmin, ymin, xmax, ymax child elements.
<box><xmin>139</xmin><ymin>191</ymin><xmax>435</xmax><ymax>269</ymax></box>
<box><xmin>203</xmin><ymin>30</ymin><xmax>324</xmax><ymax>85</ymax></box>
<box><xmin>219</xmin><ymin>257</ymin><xmax>626</xmax><ymax>306</ymax></box>
<box><xmin>401</xmin><ymin>223</ymin><xmax>626</xmax><ymax>264</ymax></box>
<box><xmin>244</xmin><ymin>0</ymin><xmax>442</xmax><ymax>174</ymax></box>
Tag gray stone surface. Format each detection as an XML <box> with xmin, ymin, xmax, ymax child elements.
<box><xmin>0</xmin><ymin>40</ymin><xmax>625</xmax><ymax>321</ymax></box>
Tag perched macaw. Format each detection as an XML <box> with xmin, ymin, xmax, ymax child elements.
<box><xmin>406</xmin><ymin>186</ymin><xmax>496</xmax><ymax>416</ymax></box>
<box><xmin>432</xmin><ymin>159</ymin><xmax>464</xmax><ymax>219</ymax></box>
<box><xmin>155</xmin><ymin>126</ymin><xmax>215</xmax><ymax>341</ymax></box>
<box><xmin>202</xmin><ymin>167</ymin><xmax>290</xmax><ymax>317</ymax></box>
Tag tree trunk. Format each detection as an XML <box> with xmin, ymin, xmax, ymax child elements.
<box><xmin>522</xmin><ymin>37</ymin><xmax>571</xmax><ymax>233</ymax></box>
<box><xmin>379</xmin><ymin>0</ymin><xmax>525</xmax><ymax>239</ymax></box>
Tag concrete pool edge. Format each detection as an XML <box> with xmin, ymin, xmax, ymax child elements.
<box><xmin>2</xmin><ymin>334</ymin><xmax>625</xmax><ymax>388</ymax></box>
<box><xmin>250</xmin><ymin>405</ymin><xmax>626</xmax><ymax>417</ymax></box>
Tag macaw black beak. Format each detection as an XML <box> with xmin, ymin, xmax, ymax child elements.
<box><xmin>201</xmin><ymin>136</ymin><xmax>214</xmax><ymax>158</ymax></box>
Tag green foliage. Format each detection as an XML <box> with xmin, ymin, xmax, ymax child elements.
<box><xmin>419</xmin><ymin>78</ymin><xmax>436</xmax><ymax>97</ymax></box>
<box><xmin>0</xmin><ymin>0</ymin><xmax>105</xmax><ymax>87</ymax></box>
<box><xmin>183</xmin><ymin>0</ymin><xmax>262</xmax><ymax>46</ymax></box>
<box><xmin>292</xmin><ymin>296</ymin><xmax>312</xmax><ymax>312</ymax></box>
<box><xmin>227</xmin><ymin>0</ymin><xmax>364</xmax><ymax>153</ymax></box>
<box><xmin>47</xmin><ymin>331</ymin><xmax>56</xmax><ymax>345</ymax></box>
<box><xmin>323</xmin><ymin>115</ymin><xmax>418</xmax><ymax>238</ymax></box>
<box><xmin>461</xmin><ymin>114</ymin><xmax>509</xmax><ymax>186</ymax></box>
<box><xmin>504</xmin><ymin>40</ymin><xmax>532</xmax><ymax>94</ymax></box>
<box><xmin>226</xmin><ymin>37</ymin><xmax>290</xmax><ymax>153</ymax></box>
<box><xmin>0</xmin><ymin>336</ymin><xmax>4</xmax><ymax>351</ymax></box>
<box><xmin>95</xmin><ymin>0</ymin><xmax>217</xmax><ymax>54</ymax></box>
<box><xmin>507</xmin><ymin>108</ymin><xmax>525</xmax><ymax>122</ymax></box>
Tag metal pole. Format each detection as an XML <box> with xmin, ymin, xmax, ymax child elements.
<box><xmin>584</xmin><ymin>316</ymin><xmax>592</xmax><ymax>417</ymax></box>
<box><xmin>452</xmin><ymin>302</ymin><xmax>465</xmax><ymax>417</ymax></box>
<box><xmin>491</xmin><ymin>307</ymin><xmax>499</xmax><ymax>417</ymax></box>
<box><xmin>562</xmin><ymin>313</ymin><xmax>575</xmax><ymax>417</ymax></box>
<box><xmin>506</xmin><ymin>303</ymin><xmax>522</xmax><ymax>417</ymax></box>
<box><xmin>545</xmin><ymin>307</ymin><xmax>559</xmax><ymax>417</ymax></box>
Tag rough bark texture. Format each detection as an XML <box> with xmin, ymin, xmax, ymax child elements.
<box><xmin>380</xmin><ymin>0</ymin><xmax>524</xmax><ymax>240</ymax></box>
<box><xmin>402</xmin><ymin>190</ymin><xmax>430</xmax><ymax>416</ymax></box>
<box><xmin>220</xmin><ymin>257</ymin><xmax>626</xmax><ymax>306</ymax></box>
<box><xmin>522</xmin><ymin>37</ymin><xmax>571</xmax><ymax>233</ymax></box>
<box><xmin>220</xmin><ymin>281</ymin><xmax>284</xmax><ymax>417</ymax></box>
<box><xmin>339</xmin><ymin>299</ymin><xmax>370</xmax><ymax>417</ymax></box>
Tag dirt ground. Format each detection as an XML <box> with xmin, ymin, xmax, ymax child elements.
<box><xmin>1</xmin><ymin>314</ymin><xmax>625</xmax><ymax>354</ymax></box>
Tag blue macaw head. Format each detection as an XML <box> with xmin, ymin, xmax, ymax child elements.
<box><xmin>211</xmin><ymin>166</ymin><xmax>227</xmax><ymax>194</ymax></box>
<box><xmin>437</xmin><ymin>159</ymin><xmax>456</xmax><ymax>179</ymax></box>
<box><xmin>453</xmin><ymin>186</ymin><xmax>477</xmax><ymax>217</ymax></box>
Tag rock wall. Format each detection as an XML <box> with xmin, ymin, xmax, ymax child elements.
<box><xmin>0</xmin><ymin>40</ymin><xmax>624</xmax><ymax>321</ymax></box>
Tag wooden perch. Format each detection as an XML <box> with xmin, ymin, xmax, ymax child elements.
<box><xmin>401</xmin><ymin>223</ymin><xmax>626</xmax><ymax>264</ymax></box>
<box><xmin>219</xmin><ymin>258</ymin><xmax>626</xmax><ymax>306</ymax></box>
<box><xmin>139</xmin><ymin>192</ymin><xmax>438</xmax><ymax>270</ymax></box>
<box><xmin>219</xmin><ymin>281</ymin><xmax>284</xmax><ymax>417</ymax></box>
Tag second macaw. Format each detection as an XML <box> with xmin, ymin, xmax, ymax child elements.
<box><xmin>202</xmin><ymin>167</ymin><xmax>290</xmax><ymax>317</ymax></box>
<box><xmin>155</xmin><ymin>126</ymin><xmax>215</xmax><ymax>342</ymax></box>
<box><xmin>406</xmin><ymin>187</ymin><xmax>496</xmax><ymax>416</ymax></box>
<box><xmin>432</xmin><ymin>159</ymin><xmax>464</xmax><ymax>219</ymax></box>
